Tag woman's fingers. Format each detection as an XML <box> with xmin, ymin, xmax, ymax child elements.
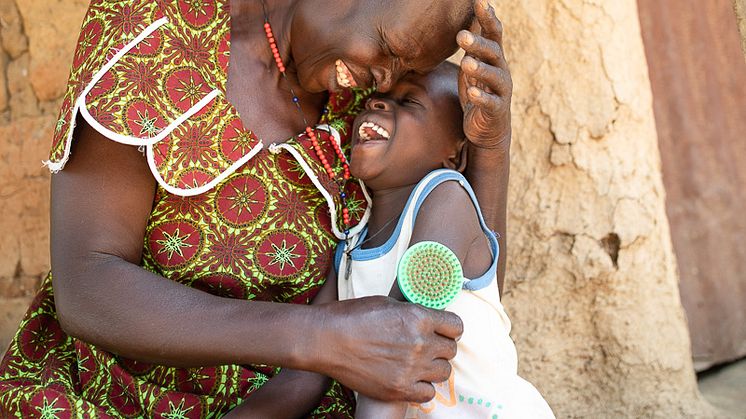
<box><xmin>467</xmin><ymin>87</ymin><xmax>504</xmax><ymax>114</ymax></box>
<box><xmin>410</xmin><ymin>381</ymin><xmax>437</xmax><ymax>403</ymax></box>
<box><xmin>421</xmin><ymin>358</ymin><xmax>453</xmax><ymax>384</ymax></box>
<box><xmin>457</xmin><ymin>31</ymin><xmax>506</xmax><ymax>69</ymax></box>
<box><xmin>461</xmin><ymin>55</ymin><xmax>512</xmax><ymax>97</ymax></box>
<box><xmin>430</xmin><ymin>309</ymin><xmax>464</xmax><ymax>340</ymax></box>
<box><xmin>475</xmin><ymin>0</ymin><xmax>503</xmax><ymax>44</ymax></box>
<box><xmin>433</xmin><ymin>334</ymin><xmax>459</xmax><ymax>360</ymax></box>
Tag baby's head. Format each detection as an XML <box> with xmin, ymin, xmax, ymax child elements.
<box><xmin>349</xmin><ymin>62</ymin><xmax>465</xmax><ymax>191</ymax></box>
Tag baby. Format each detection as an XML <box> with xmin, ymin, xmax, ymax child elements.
<box><xmin>233</xmin><ymin>62</ymin><xmax>554</xmax><ymax>418</ymax></box>
<box><xmin>329</xmin><ymin>62</ymin><xmax>555</xmax><ymax>418</ymax></box>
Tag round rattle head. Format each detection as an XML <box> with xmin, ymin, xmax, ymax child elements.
<box><xmin>397</xmin><ymin>241</ymin><xmax>464</xmax><ymax>310</ymax></box>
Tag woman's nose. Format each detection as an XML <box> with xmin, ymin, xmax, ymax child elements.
<box><xmin>366</xmin><ymin>97</ymin><xmax>391</xmax><ymax>111</ymax></box>
<box><xmin>371</xmin><ymin>67</ymin><xmax>394</xmax><ymax>93</ymax></box>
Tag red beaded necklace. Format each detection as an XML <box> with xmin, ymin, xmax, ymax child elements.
<box><xmin>261</xmin><ymin>2</ymin><xmax>353</xmax><ymax>231</ymax></box>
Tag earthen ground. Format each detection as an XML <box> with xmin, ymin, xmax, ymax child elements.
<box><xmin>699</xmin><ymin>358</ymin><xmax>746</xmax><ymax>419</ymax></box>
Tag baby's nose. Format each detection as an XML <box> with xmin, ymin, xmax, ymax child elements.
<box><xmin>366</xmin><ymin>97</ymin><xmax>391</xmax><ymax>111</ymax></box>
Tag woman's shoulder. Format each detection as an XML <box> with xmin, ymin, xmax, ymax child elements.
<box><xmin>47</xmin><ymin>0</ymin><xmax>254</xmax><ymax>197</ymax></box>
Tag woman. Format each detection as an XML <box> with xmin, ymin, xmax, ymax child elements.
<box><xmin>0</xmin><ymin>0</ymin><xmax>512</xmax><ymax>416</ymax></box>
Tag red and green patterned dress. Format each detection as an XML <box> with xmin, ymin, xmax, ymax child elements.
<box><xmin>0</xmin><ymin>0</ymin><xmax>371</xmax><ymax>417</ymax></box>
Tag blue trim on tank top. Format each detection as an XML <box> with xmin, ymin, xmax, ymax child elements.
<box><xmin>333</xmin><ymin>241</ymin><xmax>345</xmax><ymax>274</ymax></box>
<box><xmin>342</xmin><ymin>169</ymin><xmax>500</xmax><ymax>291</ymax></box>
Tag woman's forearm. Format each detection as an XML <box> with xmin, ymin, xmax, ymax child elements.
<box><xmin>51</xmin><ymin>120</ymin><xmax>325</xmax><ymax>371</ymax></box>
<box><xmin>55</xmin><ymin>255</ymin><xmax>323</xmax><ymax>369</ymax></box>
<box><xmin>464</xmin><ymin>142</ymin><xmax>509</xmax><ymax>291</ymax></box>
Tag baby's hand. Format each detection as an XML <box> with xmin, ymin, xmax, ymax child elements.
<box><xmin>457</xmin><ymin>0</ymin><xmax>512</xmax><ymax>150</ymax></box>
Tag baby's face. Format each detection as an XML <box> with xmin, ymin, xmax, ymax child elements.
<box><xmin>349</xmin><ymin>64</ymin><xmax>463</xmax><ymax>190</ymax></box>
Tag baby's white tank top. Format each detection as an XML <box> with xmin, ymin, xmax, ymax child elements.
<box><xmin>335</xmin><ymin>169</ymin><xmax>555</xmax><ymax>418</ymax></box>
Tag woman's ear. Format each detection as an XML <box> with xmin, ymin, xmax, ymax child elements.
<box><xmin>442</xmin><ymin>139</ymin><xmax>468</xmax><ymax>172</ymax></box>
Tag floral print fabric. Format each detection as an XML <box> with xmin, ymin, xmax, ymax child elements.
<box><xmin>0</xmin><ymin>0</ymin><xmax>370</xmax><ymax>417</ymax></box>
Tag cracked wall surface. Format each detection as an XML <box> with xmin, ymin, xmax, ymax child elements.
<box><xmin>736</xmin><ymin>0</ymin><xmax>746</xmax><ymax>58</ymax></box>
<box><xmin>493</xmin><ymin>0</ymin><xmax>720</xmax><ymax>416</ymax></box>
<box><xmin>0</xmin><ymin>0</ymin><xmax>725</xmax><ymax>416</ymax></box>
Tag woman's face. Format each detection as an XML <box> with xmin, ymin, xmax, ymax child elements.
<box><xmin>291</xmin><ymin>0</ymin><xmax>472</xmax><ymax>93</ymax></box>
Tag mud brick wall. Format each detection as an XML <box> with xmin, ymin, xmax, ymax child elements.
<box><xmin>0</xmin><ymin>0</ymin><xmax>88</xmax><ymax>350</ymax></box>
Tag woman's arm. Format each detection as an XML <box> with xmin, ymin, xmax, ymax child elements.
<box><xmin>52</xmin><ymin>120</ymin><xmax>461</xmax><ymax>402</ymax></box>
<box><xmin>52</xmin><ymin>120</ymin><xmax>314</xmax><ymax>368</ymax></box>
<box><xmin>464</xmin><ymin>145</ymin><xmax>508</xmax><ymax>293</ymax></box>
<box><xmin>457</xmin><ymin>0</ymin><xmax>512</xmax><ymax>292</ymax></box>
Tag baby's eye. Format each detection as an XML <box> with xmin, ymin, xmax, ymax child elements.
<box><xmin>402</xmin><ymin>97</ymin><xmax>420</xmax><ymax>106</ymax></box>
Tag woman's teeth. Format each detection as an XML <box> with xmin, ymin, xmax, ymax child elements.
<box><xmin>358</xmin><ymin>121</ymin><xmax>390</xmax><ymax>141</ymax></box>
<box><xmin>335</xmin><ymin>60</ymin><xmax>358</xmax><ymax>88</ymax></box>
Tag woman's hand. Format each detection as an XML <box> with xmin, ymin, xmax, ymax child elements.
<box><xmin>457</xmin><ymin>0</ymin><xmax>512</xmax><ymax>149</ymax></box>
<box><xmin>312</xmin><ymin>296</ymin><xmax>462</xmax><ymax>403</ymax></box>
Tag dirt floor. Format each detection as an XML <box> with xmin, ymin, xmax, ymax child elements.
<box><xmin>699</xmin><ymin>358</ymin><xmax>746</xmax><ymax>418</ymax></box>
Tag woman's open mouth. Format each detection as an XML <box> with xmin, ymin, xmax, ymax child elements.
<box><xmin>358</xmin><ymin>121</ymin><xmax>390</xmax><ymax>143</ymax></box>
<box><xmin>335</xmin><ymin>59</ymin><xmax>358</xmax><ymax>88</ymax></box>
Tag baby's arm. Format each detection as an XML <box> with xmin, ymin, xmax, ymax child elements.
<box><xmin>408</xmin><ymin>180</ymin><xmax>493</xmax><ymax>279</ymax></box>
<box><xmin>224</xmin><ymin>269</ymin><xmax>337</xmax><ymax>418</ymax></box>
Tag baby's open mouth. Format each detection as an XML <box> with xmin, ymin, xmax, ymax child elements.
<box><xmin>358</xmin><ymin>121</ymin><xmax>390</xmax><ymax>142</ymax></box>
<box><xmin>335</xmin><ymin>59</ymin><xmax>358</xmax><ymax>88</ymax></box>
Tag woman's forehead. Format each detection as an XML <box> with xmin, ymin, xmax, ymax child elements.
<box><xmin>379</xmin><ymin>2</ymin><xmax>469</xmax><ymax>64</ymax></box>
<box><xmin>379</xmin><ymin>0</ymin><xmax>471</xmax><ymax>31</ymax></box>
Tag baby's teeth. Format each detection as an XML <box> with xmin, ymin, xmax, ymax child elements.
<box><xmin>358</xmin><ymin>125</ymin><xmax>370</xmax><ymax>139</ymax></box>
<box><xmin>358</xmin><ymin>122</ymin><xmax>390</xmax><ymax>141</ymax></box>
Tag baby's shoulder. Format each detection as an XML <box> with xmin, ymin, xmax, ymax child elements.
<box><xmin>415</xmin><ymin>171</ymin><xmax>479</xmax><ymax>223</ymax></box>
<box><xmin>412</xmin><ymin>171</ymin><xmax>484</xmax><ymax>250</ymax></box>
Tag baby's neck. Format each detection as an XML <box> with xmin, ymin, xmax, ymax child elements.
<box><xmin>363</xmin><ymin>184</ymin><xmax>417</xmax><ymax>249</ymax></box>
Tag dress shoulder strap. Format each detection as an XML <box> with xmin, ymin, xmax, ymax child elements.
<box><xmin>402</xmin><ymin>169</ymin><xmax>500</xmax><ymax>291</ymax></box>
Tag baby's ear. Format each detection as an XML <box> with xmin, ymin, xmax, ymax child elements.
<box><xmin>442</xmin><ymin>139</ymin><xmax>468</xmax><ymax>172</ymax></box>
